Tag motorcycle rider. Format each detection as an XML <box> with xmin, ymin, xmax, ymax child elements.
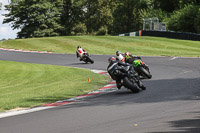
<box><xmin>76</xmin><ymin>46</ymin><xmax>86</xmax><ymax>61</ymax></box>
<box><xmin>107</xmin><ymin>57</ymin><xmax>146</xmax><ymax>90</ymax></box>
<box><xmin>116</xmin><ymin>50</ymin><xmax>125</xmax><ymax>62</ymax></box>
<box><xmin>124</xmin><ymin>52</ymin><xmax>141</xmax><ymax>64</ymax></box>
<box><xmin>124</xmin><ymin>52</ymin><xmax>149</xmax><ymax>79</ymax></box>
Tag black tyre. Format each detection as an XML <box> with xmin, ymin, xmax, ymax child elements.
<box><xmin>140</xmin><ymin>67</ymin><xmax>152</xmax><ymax>79</ymax></box>
<box><xmin>88</xmin><ymin>56</ymin><xmax>94</xmax><ymax>64</ymax></box>
<box><xmin>123</xmin><ymin>77</ymin><xmax>139</xmax><ymax>93</ymax></box>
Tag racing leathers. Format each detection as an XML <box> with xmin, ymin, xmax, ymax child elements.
<box><xmin>107</xmin><ymin>60</ymin><xmax>145</xmax><ymax>90</ymax></box>
<box><xmin>116</xmin><ymin>53</ymin><xmax>125</xmax><ymax>62</ymax></box>
<box><xmin>76</xmin><ymin>48</ymin><xmax>86</xmax><ymax>61</ymax></box>
<box><xmin>107</xmin><ymin>60</ymin><xmax>129</xmax><ymax>89</ymax></box>
<box><xmin>125</xmin><ymin>55</ymin><xmax>141</xmax><ymax>64</ymax></box>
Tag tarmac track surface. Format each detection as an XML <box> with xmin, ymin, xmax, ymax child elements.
<box><xmin>0</xmin><ymin>50</ymin><xmax>200</xmax><ymax>133</ymax></box>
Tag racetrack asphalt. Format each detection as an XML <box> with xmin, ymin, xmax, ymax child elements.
<box><xmin>0</xmin><ymin>50</ymin><xmax>200</xmax><ymax>133</ymax></box>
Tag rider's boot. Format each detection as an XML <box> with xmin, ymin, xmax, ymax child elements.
<box><xmin>138</xmin><ymin>80</ymin><xmax>146</xmax><ymax>90</ymax></box>
<box><xmin>134</xmin><ymin>75</ymin><xmax>146</xmax><ymax>90</ymax></box>
<box><xmin>116</xmin><ymin>79</ymin><xmax>122</xmax><ymax>89</ymax></box>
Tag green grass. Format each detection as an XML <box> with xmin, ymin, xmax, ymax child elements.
<box><xmin>0</xmin><ymin>60</ymin><xmax>110</xmax><ymax>112</ymax></box>
<box><xmin>1</xmin><ymin>36</ymin><xmax>200</xmax><ymax>57</ymax></box>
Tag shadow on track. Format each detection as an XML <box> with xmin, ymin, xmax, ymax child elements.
<box><xmin>21</xmin><ymin>76</ymin><xmax>200</xmax><ymax>133</ymax></box>
<box><xmin>69</xmin><ymin>62</ymin><xmax>93</xmax><ymax>65</ymax></box>
<box><xmin>149</xmin><ymin>112</ymin><xmax>200</xmax><ymax>133</ymax></box>
<box><xmin>23</xmin><ymin>77</ymin><xmax>200</xmax><ymax>108</ymax></box>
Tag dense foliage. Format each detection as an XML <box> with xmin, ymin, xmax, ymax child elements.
<box><xmin>2</xmin><ymin>0</ymin><xmax>200</xmax><ymax>38</ymax></box>
<box><xmin>3</xmin><ymin>0</ymin><xmax>64</xmax><ymax>38</ymax></box>
<box><xmin>166</xmin><ymin>4</ymin><xmax>200</xmax><ymax>33</ymax></box>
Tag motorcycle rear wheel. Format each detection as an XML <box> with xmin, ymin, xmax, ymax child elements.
<box><xmin>123</xmin><ymin>77</ymin><xmax>139</xmax><ymax>93</ymax></box>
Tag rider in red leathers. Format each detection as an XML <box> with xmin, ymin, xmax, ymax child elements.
<box><xmin>76</xmin><ymin>46</ymin><xmax>86</xmax><ymax>61</ymax></box>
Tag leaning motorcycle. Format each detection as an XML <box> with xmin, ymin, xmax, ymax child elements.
<box><xmin>132</xmin><ymin>59</ymin><xmax>152</xmax><ymax>79</ymax></box>
<box><xmin>82</xmin><ymin>52</ymin><xmax>94</xmax><ymax>64</ymax></box>
<box><xmin>108</xmin><ymin>64</ymin><xmax>145</xmax><ymax>93</ymax></box>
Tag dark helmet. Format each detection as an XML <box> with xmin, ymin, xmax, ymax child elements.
<box><xmin>77</xmin><ymin>45</ymin><xmax>81</xmax><ymax>49</ymax></box>
<box><xmin>116</xmin><ymin>50</ymin><xmax>121</xmax><ymax>56</ymax></box>
<box><xmin>108</xmin><ymin>57</ymin><xmax>116</xmax><ymax>63</ymax></box>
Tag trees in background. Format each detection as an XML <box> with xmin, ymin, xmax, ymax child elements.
<box><xmin>166</xmin><ymin>4</ymin><xmax>200</xmax><ymax>33</ymax></box>
<box><xmin>84</xmin><ymin>0</ymin><xmax>115</xmax><ymax>35</ymax></box>
<box><xmin>137</xmin><ymin>0</ymin><xmax>200</xmax><ymax>34</ymax></box>
<box><xmin>3</xmin><ymin>0</ymin><xmax>64</xmax><ymax>38</ymax></box>
<box><xmin>2</xmin><ymin>0</ymin><xmax>200</xmax><ymax>38</ymax></box>
<box><xmin>112</xmin><ymin>0</ymin><xmax>139</xmax><ymax>34</ymax></box>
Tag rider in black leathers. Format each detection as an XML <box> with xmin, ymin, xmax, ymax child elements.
<box><xmin>107</xmin><ymin>57</ymin><xmax>146</xmax><ymax>90</ymax></box>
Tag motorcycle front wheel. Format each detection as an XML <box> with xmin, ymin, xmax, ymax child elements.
<box><xmin>83</xmin><ymin>56</ymin><xmax>94</xmax><ymax>64</ymax></box>
<box><xmin>88</xmin><ymin>56</ymin><xmax>94</xmax><ymax>64</ymax></box>
<box><xmin>139</xmin><ymin>67</ymin><xmax>152</xmax><ymax>79</ymax></box>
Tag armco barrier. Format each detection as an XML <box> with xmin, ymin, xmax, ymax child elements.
<box><xmin>119</xmin><ymin>30</ymin><xmax>200</xmax><ymax>41</ymax></box>
<box><xmin>141</xmin><ymin>30</ymin><xmax>200</xmax><ymax>41</ymax></box>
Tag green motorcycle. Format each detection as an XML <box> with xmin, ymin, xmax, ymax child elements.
<box><xmin>133</xmin><ymin>59</ymin><xmax>152</xmax><ymax>79</ymax></box>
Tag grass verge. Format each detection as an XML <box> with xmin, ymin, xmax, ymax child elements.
<box><xmin>1</xmin><ymin>36</ymin><xmax>200</xmax><ymax>57</ymax></box>
<box><xmin>0</xmin><ymin>60</ymin><xmax>110</xmax><ymax>112</ymax></box>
